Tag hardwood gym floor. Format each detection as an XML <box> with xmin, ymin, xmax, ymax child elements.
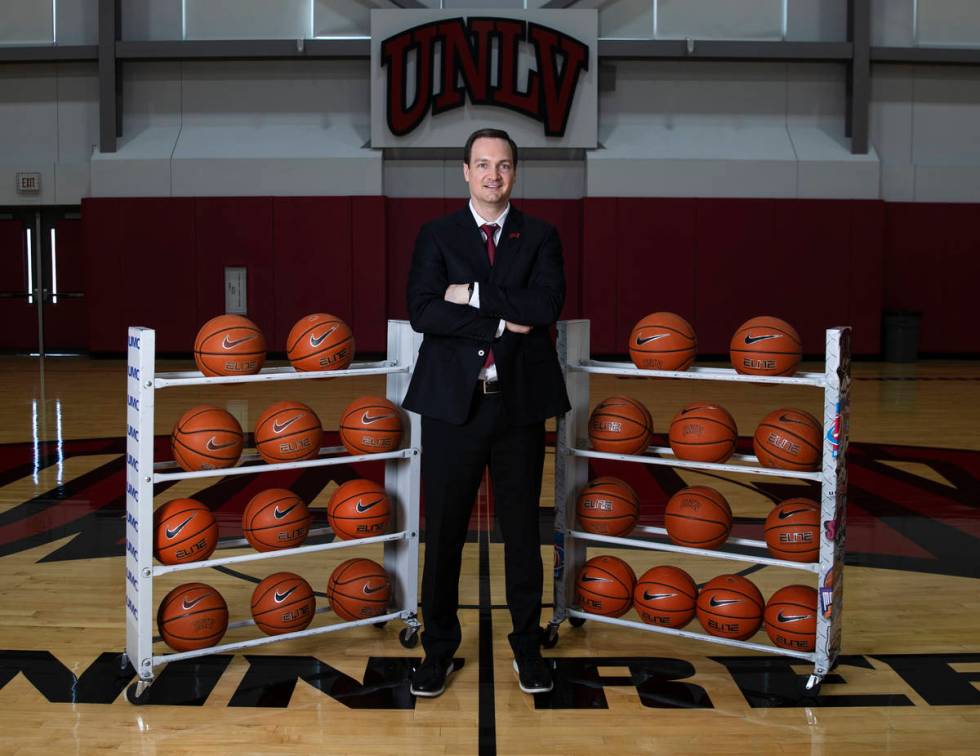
<box><xmin>0</xmin><ymin>356</ymin><xmax>978</xmax><ymax>754</ymax></box>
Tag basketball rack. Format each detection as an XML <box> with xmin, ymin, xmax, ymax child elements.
<box><xmin>122</xmin><ymin>320</ymin><xmax>423</xmax><ymax>704</ymax></box>
<box><xmin>547</xmin><ymin>320</ymin><xmax>850</xmax><ymax>692</ymax></box>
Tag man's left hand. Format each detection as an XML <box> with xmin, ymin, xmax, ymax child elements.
<box><xmin>444</xmin><ymin>283</ymin><xmax>471</xmax><ymax>305</ymax></box>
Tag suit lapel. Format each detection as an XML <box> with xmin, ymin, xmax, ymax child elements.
<box><xmin>491</xmin><ymin>207</ymin><xmax>524</xmax><ymax>283</ymax></box>
<box><xmin>452</xmin><ymin>206</ymin><xmax>492</xmax><ymax>279</ymax></box>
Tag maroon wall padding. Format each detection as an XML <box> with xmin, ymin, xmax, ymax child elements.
<box><xmin>351</xmin><ymin>196</ymin><xmax>388</xmax><ymax>352</ymax></box>
<box><xmin>45</xmin><ymin>219</ymin><xmax>88</xmax><ymax>350</ymax></box>
<box><xmin>273</xmin><ymin>197</ymin><xmax>352</xmax><ymax>351</ymax></box>
<box><xmin>385</xmin><ymin>198</ymin><xmax>448</xmax><ymax>322</ymax></box>
<box><xmin>82</xmin><ymin>198</ymin><xmax>123</xmax><ymax>352</ymax></box>
<box><xmin>581</xmin><ymin>197</ymin><xmax>620</xmax><ymax>353</ymax></box>
<box><xmin>0</xmin><ymin>219</ymin><xmax>35</xmax><ymax>352</ymax></box>
<box><xmin>884</xmin><ymin>203</ymin><xmax>980</xmax><ymax>353</ymax></box>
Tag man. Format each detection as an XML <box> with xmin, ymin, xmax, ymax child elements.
<box><xmin>403</xmin><ymin>128</ymin><xmax>570</xmax><ymax>698</ymax></box>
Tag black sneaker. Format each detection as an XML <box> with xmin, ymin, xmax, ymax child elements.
<box><xmin>513</xmin><ymin>655</ymin><xmax>553</xmax><ymax>694</ymax></box>
<box><xmin>410</xmin><ymin>657</ymin><xmax>455</xmax><ymax>698</ymax></box>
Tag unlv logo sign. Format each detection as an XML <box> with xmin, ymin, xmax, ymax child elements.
<box><xmin>381</xmin><ymin>18</ymin><xmax>589</xmax><ymax>138</ymax></box>
<box><xmin>371</xmin><ymin>10</ymin><xmax>597</xmax><ymax>148</ymax></box>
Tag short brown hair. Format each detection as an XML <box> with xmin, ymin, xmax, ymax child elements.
<box><xmin>463</xmin><ymin>128</ymin><xmax>518</xmax><ymax>167</ymax></box>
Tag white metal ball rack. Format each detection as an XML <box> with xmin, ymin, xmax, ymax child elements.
<box><xmin>123</xmin><ymin>320</ymin><xmax>423</xmax><ymax>703</ymax></box>
<box><xmin>548</xmin><ymin>320</ymin><xmax>850</xmax><ymax>692</ymax></box>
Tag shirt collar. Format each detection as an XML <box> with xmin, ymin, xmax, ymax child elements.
<box><xmin>469</xmin><ymin>200</ymin><xmax>510</xmax><ymax>232</ymax></box>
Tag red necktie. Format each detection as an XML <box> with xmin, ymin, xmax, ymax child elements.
<box><xmin>480</xmin><ymin>223</ymin><xmax>498</xmax><ymax>368</ymax></box>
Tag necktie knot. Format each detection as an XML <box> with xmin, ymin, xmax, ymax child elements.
<box><xmin>480</xmin><ymin>223</ymin><xmax>498</xmax><ymax>240</ymax></box>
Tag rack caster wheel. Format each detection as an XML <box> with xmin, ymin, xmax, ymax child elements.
<box><xmin>804</xmin><ymin>674</ymin><xmax>823</xmax><ymax>696</ymax></box>
<box><xmin>373</xmin><ymin>621</ymin><xmax>388</xmax><ymax>630</ymax></box>
<box><xmin>541</xmin><ymin>625</ymin><xmax>560</xmax><ymax>649</ymax></box>
<box><xmin>125</xmin><ymin>680</ymin><xmax>152</xmax><ymax>705</ymax></box>
<box><xmin>399</xmin><ymin>627</ymin><xmax>419</xmax><ymax>649</ymax></box>
<box><xmin>569</xmin><ymin>616</ymin><xmax>586</xmax><ymax>628</ymax></box>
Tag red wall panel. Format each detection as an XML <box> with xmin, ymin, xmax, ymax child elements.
<box><xmin>81</xmin><ymin>198</ymin><xmax>124</xmax><ymax>352</ymax></box>
<box><xmin>581</xmin><ymin>197</ymin><xmax>620</xmax><ymax>353</ymax></box>
<box><xmin>0</xmin><ymin>220</ymin><xmax>34</xmax><ymax>352</ymax></box>
<box><xmin>194</xmin><ymin>198</ymin><xmax>275</xmax><ymax>353</ymax></box>
<box><xmin>847</xmin><ymin>201</ymin><xmax>885</xmax><ymax>355</ymax></box>
<box><xmin>351</xmin><ymin>196</ymin><xmax>388</xmax><ymax>352</ymax></box>
<box><xmin>385</xmin><ymin>198</ymin><xmax>446</xmax><ymax>322</ymax></box>
<box><xmin>272</xmin><ymin>197</ymin><xmax>352</xmax><ymax>351</ymax></box>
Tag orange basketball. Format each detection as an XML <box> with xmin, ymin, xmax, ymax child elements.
<box><xmin>242</xmin><ymin>488</ymin><xmax>312</xmax><ymax>552</ymax></box>
<box><xmin>629</xmin><ymin>312</ymin><xmax>697</xmax><ymax>371</ymax></box>
<box><xmin>664</xmin><ymin>486</ymin><xmax>732</xmax><ymax>550</ymax></box>
<box><xmin>764</xmin><ymin>498</ymin><xmax>820</xmax><ymax>562</ymax></box>
<box><xmin>327</xmin><ymin>558</ymin><xmax>391</xmax><ymax>622</ymax></box>
<box><xmin>287</xmin><ymin>313</ymin><xmax>355</xmax><ymax>372</ymax></box>
<box><xmin>171</xmin><ymin>405</ymin><xmax>243</xmax><ymax>472</ymax></box>
<box><xmin>576</xmin><ymin>476</ymin><xmax>639</xmax><ymax>537</ymax></box>
<box><xmin>588</xmin><ymin>396</ymin><xmax>653</xmax><ymax>456</ymax></box>
<box><xmin>575</xmin><ymin>555</ymin><xmax>636</xmax><ymax>618</ymax></box>
<box><xmin>339</xmin><ymin>397</ymin><xmax>403</xmax><ymax>455</ymax></box>
<box><xmin>668</xmin><ymin>402</ymin><xmax>738</xmax><ymax>463</ymax></box>
<box><xmin>251</xmin><ymin>572</ymin><xmax>316</xmax><ymax>636</ymax></box>
<box><xmin>764</xmin><ymin>584</ymin><xmax>818</xmax><ymax>651</ymax></box>
<box><xmin>634</xmin><ymin>565</ymin><xmax>698</xmax><ymax>628</ymax></box>
<box><xmin>157</xmin><ymin>582</ymin><xmax>228</xmax><ymax>652</ymax></box>
<box><xmin>254</xmin><ymin>401</ymin><xmax>323</xmax><ymax>464</ymax></box>
<box><xmin>753</xmin><ymin>408</ymin><xmax>822</xmax><ymax>471</ymax></box>
<box><xmin>696</xmin><ymin>574</ymin><xmax>764</xmax><ymax>640</ymax></box>
<box><xmin>327</xmin><ymin>479</ymin><xmax>391</xmax><ymax>540</ymax></box>
<box><xmin>730</xmin><ymin>316</ymin><xmax>802</xmax><ymax>377</ymax></box>
<box><xmin>153</xmin><ymin>498</ymin><xmax>218</xmax><ymax>565</ymax></box>
<box><xmin>193</xmin><ymin>314</ymin><xmax>266</xmax><ymax>377</ymax></box>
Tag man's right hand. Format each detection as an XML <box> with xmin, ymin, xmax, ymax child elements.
<box><xmin>505</xmin><ymin>321</ymin><xmax>531</xmax><ymax>334</ymax></box>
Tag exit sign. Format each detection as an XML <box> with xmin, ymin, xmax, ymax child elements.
<box><xmin>16</xmin><ymin>173</ymin><xmax>41</xmax><ymax>194</ymax></box>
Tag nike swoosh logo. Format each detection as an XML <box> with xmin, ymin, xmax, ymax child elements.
<box><xmin>274</xmin><ymin>587</ymin><xmax>298</xmax><ymax>603</ymax></box>
<box><xmin>363</xmin><ymin>583</ymin><xmax>386</xmax><ymax>594</ymax></box>
<box><xmin>777</xmin><ymin>611</ymin><xmax>813</xmax><ymax>623</ymax></box>
<box><xmin>182</xmin><ymin>595</ymin><xmax>206</xmax><ymax>610</ymax></box>
<box><xmin>744</xmin><ymin>334</ymin><xmax>779</xmax><ymax>345</ymax></box>
<box><xmin>778</xmin><ymin>508</ymin><xmax>811</xmax><ymax>520</ymax></box>
<box><xmin>642</xmin><ymin>592</ymin><xmax>675</xmax><ymax>601</ymax></box>
<box><xmin>580</xmin><ymin>575</ymin><xmax>610</xmax><ymax>583</ymax></box>
<box><xmin>310</xmin><ymin>326</ymin><xmax>337</xmax><ymax>347</ymax></box>
<box><xmin>680</xmin><ymin>406</ymin><xmax>701</xmax><ymax>415</ymax></box>
<box><xmin>274</xmin><ymin>503</ymin><xmax>298</xmax><ymax>519</ymax></box>
<box><xmin>165</xmin><ymin>516</ymin><xmax>194</xmax><ymax>539</ymax></box>
<box><xmin>362</xmin><ymin>413</ymin><xmax>395</xmax><ymax>424</ymax></box>
<box><xmin>709</xmin><ymin>597</ymin><xmax>739</xmax><ymax>607</ymax></box>
<box><xmin>222</xmin><ymin>334</ymin><xmax>255</xmax><ymax>349</ymax></box>
<box><xmin>272</xmin><ymin>416</ymin><xmax>301</xmax><ymax>433</ymax></box>
<box><xmin>635</xmin><ymin>333</ymin><xmax>670</xmax><ymax>346</ymax></box>
<box><xmin>778</xmin><ymin>414</ymin><xmax>812</xmax><ymax>426</ymax></box>
<box><xmin>206</xmin><ymin>437</ymin><xmax>238</xmax><ymax>451</ymax></box>
<box><xmin>355</xmin><ymin>498</ymin><xmax>383</xmax><ymax>513</ymax></box>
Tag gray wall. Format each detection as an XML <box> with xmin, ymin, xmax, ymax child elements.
<box><xmin>1</xmin><ymin>0</ymin><xmax>979</xmax><ymax>202</ymax></box>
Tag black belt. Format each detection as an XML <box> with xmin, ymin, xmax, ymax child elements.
<box><xmin>479</xmin><ymin>379</ymin><xmax>501</xmax><ymax>395</ymax></box>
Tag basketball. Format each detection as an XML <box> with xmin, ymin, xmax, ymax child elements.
<box><xmin>575</xmin><ymin>555</ymin><xmax>637</xmax><ymax>618</ymax></box>
<box><xmin>251</xmin><ymin>572</ymin><xmax>316</xmax><ymax>636</ymax></box>
<box><xmin>242</xmin><ymin>488</ymin><xmax>312</xmax><ymax>552</ymax></box>
<box><xmin>339</xmin><ymin>396</ymin><xmax>403</xmax><ymax>455</ymax></box>
<box><xmin>157</xmin><ymin>582</ymin><xmax>228</xmax><ymax>652</ymax></box>
<box><xmin>153</xmin><ymin>498</ymin><xmax>218</xmax><ymax>565</ymax></box>
<box><xmin>254</xmin><ymin>400</ymin><xmax>323</xmax><ymax>464</ymax></box>
<box><xmin>171</xmin><ymin>405</ymin><xmax>244</xmax><ymax>472</ymax></box>
<box><xmin>193</xmin><ymin>314</ymin><xmax>267</xmax><ymax>377</ymax></box>
<box><xmin>327</xmin><ymin>558</ymin><xmax>391</xmax><ymax>621</ymax></box>
<box><xmin>753</xmin><ymin>408</ymin><xmax>822</xmax><ymax>471</ymax></box>
<box><xmin>287</xmin><ymin>313</ymin><xmax>355</xmax><ymax>372</ymax></box>
<box><xmin>588</xmin><ymin>396</ymin><xmax>653</xmax><ymax>456</ymax></box>
<box><xmin>730</xmin><ymin>316</ymin><xmax>802</xmax><ymax>377</ymax></box>
<box><xmin>628</xmin><ymin>312</ymin><xmax>697</xmax><ymax>371</ymax></box>
<box><xmin>576</xmin><ymin>476</ymin><xmax>639</xmax><ymax>537</ymax></box>
<box><xmin>668</xmin><ymin>402</ymin><xmax>738</xmax><ymax>463</ymax></box>
<box><xmin>327</xmin><ymin>478</ymin><xmax>391</xmax><ymax>540</ymax></box>
<box><xmin>634</xmin><ymin>565</ymin><xmax>698</xmax><ymax>628</ymax></box>
<box><xmin>664</xmin><ymin>486</ymin><xmax>733</xmax><ymax>550</ymax></box>
<box><xmin>696</xmin><ymin>574</ymin><xmax>764</xmax><ymax>640</ymax></box>
<box><xmin>764</xmin><ymin>584</ymin><xmax>818</xmax><ymax>651</ymax></box>
<box><xmin>764</xmin><ymin>498</ymin><xmax>820</xmax><ymax>562</ymax></box>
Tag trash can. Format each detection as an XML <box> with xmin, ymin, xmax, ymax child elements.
<box><xmin>883</xmin><ymin>311</ymin><xmax>921</xmax><ymax>363</ymax></box>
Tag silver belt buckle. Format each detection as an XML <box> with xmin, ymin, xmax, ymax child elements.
<box><xmin>482</xmin><ymin>379</ymin><xmax>500</xmax><ymax>395</ymax></box>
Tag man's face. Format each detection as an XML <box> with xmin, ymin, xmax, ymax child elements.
<box><xmin>463</xmin><ymin>137</ymin><xmax>516</xmax><ymax>209</ymax></box>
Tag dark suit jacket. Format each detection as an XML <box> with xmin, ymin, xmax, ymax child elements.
<box><xmin>403</xmin><ymin>205</ymin><xmax>571</xmax><ymax>426</ymax></box>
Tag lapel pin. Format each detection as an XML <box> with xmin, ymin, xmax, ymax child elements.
<box><xmin>509</xmin><ymin>232</ymin><xmax>520</xmax><ymax>240</ymax></box>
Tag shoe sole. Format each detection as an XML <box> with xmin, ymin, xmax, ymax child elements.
<box><xmin>410</xmin><ymin>663</ymin><xmax>454</xmax><ymax>698</ymax></box>
<box><xmin>513</xmin><ymin>659</ymin><xmax>553</xmax><ymax>694</ymax></box>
